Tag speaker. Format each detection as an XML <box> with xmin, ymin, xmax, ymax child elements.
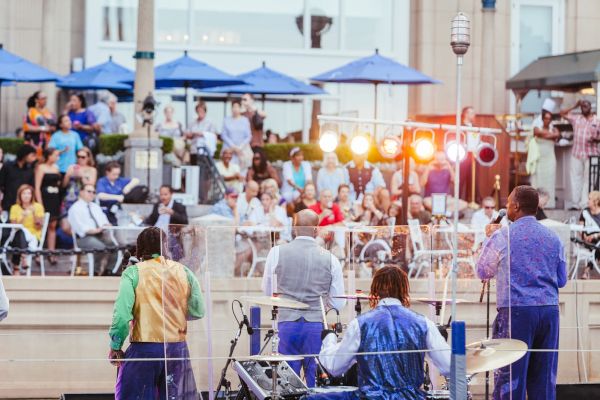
<box><xmin>557</xmin><ymin>383</ymin><xmax>600</xmax><ymax>399</ymax></box>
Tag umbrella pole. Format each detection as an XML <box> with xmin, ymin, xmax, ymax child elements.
<box><xmin>184</xmin><ymin>85</ymin><xmax>189</xmax><ymax>125</ymax></box>
<box><xmin>374</xmin><ymin>83</ymin><xmax>378</xmax><ymax>119</ymax></box>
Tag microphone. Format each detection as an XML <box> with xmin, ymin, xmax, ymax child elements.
<box><xmin>239</xmin><ymin>303</ymin><xmax>254</xmax><ymax>335</ymax></box>
<box><xmin>333</xmin><ymin>308</ymin><xmax>343</xmax><ymax>334</ymax></box>
<box><xmin>492</xmin><ymin>209</ymin><xmax>506</xmax><ymax>224</ymax></box>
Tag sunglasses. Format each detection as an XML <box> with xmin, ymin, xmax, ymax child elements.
<box><xmin>85</xmin><ymin>190</ymin><xmax>96</xmax><ymax>194</ymax></box>
<box><xmin>77</xmin><ymin>155</ymin><xmax>87</xmax><ymax>159</ymax></box>
<box><xmin>484</xmin><ymin>206</ymin><xmax>495</xmax><ymax>209</ymax></box>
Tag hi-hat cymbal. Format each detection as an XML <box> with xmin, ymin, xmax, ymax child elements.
<box><xmin>249</xmin><ymin>354</ymin><xmax>305</xmax><ymax>363</ymax></box>
<box><xmin>241</xmin><ymin>295</ymin><xmax>309</xmax><ymax>309</ymax></box>
<box><xmin>466</xmin><ymin>339</ymin><xmax>527</xmax><ymax>374</ymax></box>
<box><xmin>414</xmin><ymin>298</ymin><xmax>470</xmax><ymax>306</ymax></box>
<box><xmin>332</xmin><ymin>291</ymin><xmax>373</xmax><ymax>300</ymax></box>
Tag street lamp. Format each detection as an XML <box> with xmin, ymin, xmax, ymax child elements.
<box><xmin>449</xmin><ymin>12</ymin><xmax>470</xmax><ymax>400</ymax></box>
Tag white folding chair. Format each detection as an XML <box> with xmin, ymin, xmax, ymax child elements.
<box><xmin>26</xmin><ymin>213</ymin><xmax>50</xmax><ymax>277</ymax></box>
<box><xmin>70</xmin><ymin>231</ymin><xmax>94</xmax><ymax>278</ymax></box>
<box><xmin>570</xmin><ymin>241</ymin><xmax>600</xmax><ymax>279</ymax></box>
<box><xmin>407</xmin><ymin>219</ymin><xmax>453</xmax><ymax>278</ymax></box>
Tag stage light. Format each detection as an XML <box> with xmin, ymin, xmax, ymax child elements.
<box><xmin>378</xmin><ymin>135</ymin><xmax>402</xmax><ymax>159</ymax></box>
<box><xmin>350</xmin><ymin>134</ymin><xmax>371</xmax><ymax>155</ymax></box>
<box><xmin>445</xmin><ymin>140</ymin><xmax>466</xmax><ymax>162</ymax></box>
<box><xmin>475</xmin><ymin>134</ymin><xmax>499</xmax><ymax>166</ymax></box>
<box><xmin>319</xmin><ymin>130</ymin><xmax>339</xmax><ymax>153</ymax></box>
<box><xmin>412</xmin><ymin>138</ymin><xmax>435</xmax><ymax>162</ymax></box>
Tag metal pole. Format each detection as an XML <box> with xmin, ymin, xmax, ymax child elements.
<box><xmin>451</xmin><ymin>55</ymin><xmax>462</xmax><ymax>326</ymax></box>
<box><xmin>400</xmin><ymin>129</ymin><xmax>411</xmax><ymax>225</ymax></box>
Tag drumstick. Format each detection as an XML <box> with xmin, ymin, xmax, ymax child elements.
<box><xmin>319</xmin><ymin>296</ymin><xmax>328</xmax><ymax>329</ymax></box>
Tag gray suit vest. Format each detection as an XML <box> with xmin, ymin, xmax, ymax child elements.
<box><xmin>274</xmin><ymin>237</ymin><xmax>334</xmax><ymax>322</ymax></box>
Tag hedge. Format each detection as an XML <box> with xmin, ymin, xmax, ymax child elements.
<box><xmin>99</xmin><ymin>134</ymin><xmax>174</xmax><ymax>155</ymax></box>
<box><xmin>0</xmin><ymin>137</ymin><xmax>25</xmax><ymax>155</ymax></box>
<box><xmin>214</xmin><ymin>142</ymin><xmax>392</xmax><ymax>164</ymax></box>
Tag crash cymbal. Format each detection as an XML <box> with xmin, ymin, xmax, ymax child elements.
<box><xmin>241</xmin><ymin>295</ymin><xmax>310</xmax><ymax>310</ymax></box>
<box><xmin>466</xmin><ymin>339</ymin><xmax>528</xmax><ymax>374</ymax></box>
<box><xmin>332</xmin><ymin>291</ymin><xmax>373</xmax><ymax>300</ymax></box>
<box><xmin>249</xmin><ymin>354</ymin><xmax>305</xmax><ymax>363</ymax></box>
<box><xmin>414</xmin><ymin>298</ymin><xmax>470</xmax><ymax>306</ymax></box>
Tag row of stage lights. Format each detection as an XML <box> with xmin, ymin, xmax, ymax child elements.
<box><xmin>319</xmin><ymin>125</ymin><xmax>498</xmax><ymax>166</ymax></box>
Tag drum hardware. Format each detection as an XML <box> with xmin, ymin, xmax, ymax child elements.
<box><xmin>332</xmin><ymin>290</ymin><xmax>373</xmax><ymax>316</ymax></box>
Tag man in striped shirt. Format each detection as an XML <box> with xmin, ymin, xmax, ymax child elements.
<box><xmin>561</xmin><ymin>100</ymin><xmax>600</xmax><ymax>209</ymax></box>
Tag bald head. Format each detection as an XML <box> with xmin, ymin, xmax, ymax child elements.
<box><xmin>293</xmin><ymin>209</ymin><xmax>319</xmax><ymax>237</ymax></box>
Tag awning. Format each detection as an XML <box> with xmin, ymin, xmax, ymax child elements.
<box><xmin>506</xmin><ymin>49</ymin><xmax>600</xmax><ymax>94</ymax></box>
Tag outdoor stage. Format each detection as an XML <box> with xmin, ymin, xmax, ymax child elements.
<box><xmin>1</xmin><ymin>277</ymin><xmax>598</xmax><ymax>399</ymax></box>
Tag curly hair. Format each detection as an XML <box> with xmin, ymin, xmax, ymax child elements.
<box><xmin>136</xmin><ymin>227</ymin><xmax>168</xmax><ymax>261</ymax></box>
<box><xmin>369</xmin><ymin>266</ymin><xmax>411</xmax><ymax>308</ymax></box>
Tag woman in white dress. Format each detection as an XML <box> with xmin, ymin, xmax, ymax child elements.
<box><xmin>531</xmin><ymin>110</ymin><xmax>560</xmax><ymax>208</ymax></box>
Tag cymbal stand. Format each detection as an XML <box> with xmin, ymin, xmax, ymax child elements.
<box><xmin>482</xmin><ymin>279</ymin><xmax>491</xmax><ymax>400</ymax></box>
<box><xmin>270</xmin><ymin>305</ymin><xmax>280</xmax><ymax>400</ymax></box>
<box><xmin>355</xmin><ymin>298</ymin><xmax>362</xmax><ymax>316</ymax></box>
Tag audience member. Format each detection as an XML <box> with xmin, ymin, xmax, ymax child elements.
<box><xmin>23</xmin><ymin>91</ymin><xmax>55</xmax><ymax>151</ymax></box>
<box><xmin>237</xmin><ymin>180</ymin><xmax>260</xmax><ymax>224</ymax></box>
<box><xmin>66</xmin><ymin>93</ymin><xmax>99</xmax><ymax>150</ymax></box>
<box><xmin>294</xmin><ymin>182</ymin><xmax>317</xmax><ymax>213</ymax></box>
<box><xmin>390</xmin><ymin>158</ymin><xmax>420</xmax><ymax>200</ymax></box>
<box><xmin>408</xmin><ymin>194</ymin><xmax>432</xmax><ymax>225</ymax></box>
<box><xmin>241</xmin><ymin>93</ymin><xmax>266</xmax><ymax>148</ymax></box>
<box><xmin>222</xmin><ymin>99</ymin><xmax>252</xmax><ymax>169</ymax></box>
<box><xmin>260</xmin><ymin>178</ymin><xmax>282</xmax><ymax>206</ymax></box>
<box><xmin>89</xmin><ymin>91</ymin><xmax>112</xmax><ymax>134</ymax></box>
<box><xmin>356</xmin><ymin>193</ymin><xmax>385</xmax><ymax>226</ymax></box>
<box><xmin>187</xmin><ymin>101</ymin><xmax>218</xmax><ymax>162</ymax></box>
<box><xmin>536</xmin><ymin>188</ymin><xmax>549</xmax><ymax>220</ymax></box>
<box><xmin>62</xmin><ymin>147</ymin><xmax>97</xmax><ymax>211</ymax></box>
<box><xmin>68</xmin><ymin>184</ymin><xmax>117</xmax><ymax>275</ymax></box>
<box><xmin>309</xmin><ymin>189</ymin><xmax>344</xmax><ymax>227</ymax></box>
<box><xmin>246</xmin><ymin>148</ymin><xmax>281</xmax><ymax>187</ymax></box>
<box><xmin>578</xmin><ymin>191</ymin><xmax>600</xmax><ymax>279</ymax></box>
<box><xmin>144</xmin><ymin>185</ymin><xmax>188</xmax><ymax>232</ymax></box>
<box><xmin>211</xmin><ymin>188</ymin><xmax>239</xmax><ymax>221</ymax></box>
<box><xmin>249</xmin><ymin>192</ymin><xmax>286</xmax><ymax>227</ymax></box>
<box><xmin>530</xmin><ymin>110</ymin><xmax>559</xmax><ymax>208</ymax></box>
<box><xmin>422</xmin><ymin>151</ymin><xmax>467</xmax><ymax>213</ymax></box>
<box><xmin>49</xmin><ymin>114</ymin><xmax>84</xmax><ymax>174</ymax></box>
<box><xmin>336</xmin><ymin>184</ymin><xmax>356</xmax><ymax>221</ymax></box>
<box><xmin>9</xmin><ymin>184</ymin><xmax>45</xmax><ymax>272</ymax></box>
<box><xmin>108</xmin><ymin>95</ymin><xmax>127</xmax><ymax>133</ymax></box>
<box><xmin>96</xmin><ymin>162</ymin><xmax>140</xmax><ymax>225</ymax></box>
<box><xmin>34</xmin><ymin>147</ymin><xmax>61</xmax><ymax>264</ymax></box>
<box><xmin>317</xmin><ymin>152</ymin><xmax>346</xmax><ymax>195</ymax></box>
<box><xmin>345</xmin><ymin>152</ymin><xmax>385</xmax><ymax>202</ymax></box>
<box><xmin>471</xmin><ymin>196</ymin><xmax>499</xmax><ymax>246</ymax></box>
<box><xmin>216</xmin><ymin>148</ymin><xmax>243</xmax><ymax>193</ymax></box>
<box><xmin>156</xmin><ymin>104</ymin><xmax>186</xmax><ymax>163</ymax></box>
<box><xmin>0</xmin><ymin>145</ymin><xmax>37</xmax><ymax>212</ymax></box>
<box><xmin>375</xmin><ymin>188</ymin><xmax>393</xmax><ymax>222</ymax></box>
<box><xmin>282</xmin><ymin>147</ymin><xmax>312</xmax><ymax>203</ymax></box>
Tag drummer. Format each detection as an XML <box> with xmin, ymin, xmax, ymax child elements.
<box><xmin>262</xmin><ymin>209</ymin><xmax>346</xmax><ymax>387</ymax></box>
<box><xmin>307</xmin><ymin>266</ymin><xmax>450</xmax><ymax>399</ymax></box>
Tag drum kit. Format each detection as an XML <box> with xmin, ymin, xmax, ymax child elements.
<box><xmin>232</xmin><ymin>294</ymin><xmax>527</xmax><ymax>400</ymax></box>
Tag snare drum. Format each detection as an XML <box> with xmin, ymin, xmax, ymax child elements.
<box><xmin>426</xmin><ymin>390</ymin><xmax>450</xmax><ymax>399</ymax></box>
<box><xmin>311</xmin><ymin>386</ymin><xmax>357</xmax><ymax>394</ymax></box>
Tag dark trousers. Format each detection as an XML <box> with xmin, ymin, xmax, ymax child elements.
<box><xmin>77</xmin><ymin>232</ymin><xmax>118</xmax><ymax>274</ymax></box>
<box><xmin>492</xmin><ymin>305</ymin><xmax>560</xmax><ymax>400</ymax></box>
<box><xmin>278</xmin><ymin>318</ymin><xmax>323</xmax><ymax>388</ymax></box>
<box><xmin>115</xmin><ymin>342</ymin><xmax>197</xmax><ymax>400</ymax></box>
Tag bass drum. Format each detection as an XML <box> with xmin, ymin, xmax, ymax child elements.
<box><xmin>311</xmin><ymin>386</ymin><xmax>357</xmax><ymax>394</ymax></box>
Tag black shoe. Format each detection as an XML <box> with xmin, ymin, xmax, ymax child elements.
<box><xmin>569</xmin><ymin>207</ymin><xmax>580</xmax><ymax>211</ymax></box>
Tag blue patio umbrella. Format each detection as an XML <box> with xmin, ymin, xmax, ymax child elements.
<box><xmin>0</xmin><ymin>44</ymin><xmax>62</xmax><ymax>131</ymax></box>
<box><xmin>58</xmin><ymin>56</ymin><xmax>133</xmax><ymax>91</ymax></box>
<box><xmin>203</xmin><ymin>62</ymin><xmax>326</xmax><ymax>95</ymax></box>
<box><xmin>311</xmin><ymin>49</ymin><xmax>439</xmax><ymax>117</ymax></box>
<box><xmin>142</xmin><ymin>51</ymin><xmax>245</xmax><ymax>122</ymax></box>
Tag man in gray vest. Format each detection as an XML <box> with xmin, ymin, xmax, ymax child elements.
<box><xmin>262</xmin><ymin>209</ymin><xmax>346</xmax><ymax>387</ymax></box>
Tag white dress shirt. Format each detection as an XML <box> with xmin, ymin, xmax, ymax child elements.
<box><xmin>261</xmin><ymin>236</ymin><xmax>346</xmax><ymax>312</ymax></box>
<box><xmin>319</xmin><ymin>298</ymin><xmax>450</xmax><ymax>377</ymax></box>
<box><xmin>68</xmin><ymin>199</ymin><xmax>110</xmax><ymax>238</ymax></box>
<box><xmin>237</xmin><ymin>195</ymin><xmax>260</xmax><ymax>223</ymax></box>
<box><xmin>155</xmin><ymin>199</ymin><xmax>174</xmax><ymax>232</ymax></box>
<box><xmin>0</xmin><ymin>277</ymin><xmax>9</xmax><ymax>321</ymax></box>
<box><xmin>249</xmin><ymin>205</ymin><xmax>287</xmax><ymax>227</ymax></box>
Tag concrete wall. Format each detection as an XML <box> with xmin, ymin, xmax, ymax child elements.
<box><xmin>0</xmin><ymin>276</ymin><xmax>597</xmax><ymax>398</ymax></box>
<box><xmin>0</xmin><ymin>0</ymin><xmax>85</xmax><ymax>134</ymax></box>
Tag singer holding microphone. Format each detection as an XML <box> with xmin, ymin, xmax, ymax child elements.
<box><xmin>262</xmin><ymin>209</ymin><xmax>346</xmax><ymax>387</ymax></box>
<box><xmin>476</xmin><ymin>186</ymin><xmax>567</xmax><ymax>400</ymax></box>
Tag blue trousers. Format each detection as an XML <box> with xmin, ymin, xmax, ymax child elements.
<box><xmin>278</xmin><ymin>318</ymin><xmax>323</xmax><ymax>387</ymax></box>
<box><xmin>115</xmin><ymin>342</ymin><xmax>197</xmax><ymax>400</ymax></box>
<box><xmin>492</xmin><ymin>306</ymin><xmax>559</xmax><ymax>400</ymax></box>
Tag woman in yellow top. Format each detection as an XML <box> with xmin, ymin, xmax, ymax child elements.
<box><xmin>9</xmin><ymin>184</ymin><xmax>45</xmax><ymax>272</ymax></box>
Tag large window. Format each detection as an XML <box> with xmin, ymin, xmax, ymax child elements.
<box><xmin>344</xmin><ymin>0</ymin><xmax>392</xmax><ymax>51</ymax></box>
<box><xmin>102</xmin><ymin>0</ymin><xmax>137</xmax><ymax>42</ymax></box>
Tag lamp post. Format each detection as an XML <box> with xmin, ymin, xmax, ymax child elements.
<box><xmin>450</xmin><ymin>12</ymin><xmax>470</xmax><ymax>400</ymax></box>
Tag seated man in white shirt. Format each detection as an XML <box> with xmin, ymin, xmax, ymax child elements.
<box><xmin>237</xmin><ymin>180</ymin><xmax>260</xmax><ymax>224</ymax></box>
<box><xmin>309</xmin><ymin>266</ymin><xmax>450</xmax><ymax>399</ymax></box>
<box><xmin>471</xmin><ymin>196</ymin><xmax>504</xmax><ymax>248</ymax></box>
<box><xmin>67</xmin><ymin>184</ymin><xmax>118</xmax><ymax>275</ymax></box>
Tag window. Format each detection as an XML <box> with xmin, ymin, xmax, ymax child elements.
<box><xmin>343</xmin><ymin>0</ymin><xmax>392</xmax><ymax>51</ymax></box>
<box><xmin>191</xmin><ymin>0</ymin><xmax>304</xmax><ymax>48</ymax></box>
<box><xmin>157</xmin><ymin>0</ymin><xmax>190</xmax><ymax>45</ymax></box>
<box><xmin>102</xmin><ymin>0</ymin><xmax>137</xmax><ymax>42</ymax></box>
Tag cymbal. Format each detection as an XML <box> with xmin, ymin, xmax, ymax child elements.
<box><xmin>414</xmin><ymin>298</ymin><xmax>470</xmax><ymax>306</ymax></box>
<box><xmin>241</xmin><ymin>295</ymin><xmax>310</xmax><ymax>310</ymax></box>
<box><xmin>466</xmin><ymin>339</ymin><xmax>528</xmax><ymax>374</ymax></box>
<box><xmin>332</xmin><ymin>291</ymin><xmax>373</xmax><ymax>300</ymax></box>
<box><xmin>249</xmin><ymin>354</ymin><xmax>305</xmax><ymax>363</ymax></box>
